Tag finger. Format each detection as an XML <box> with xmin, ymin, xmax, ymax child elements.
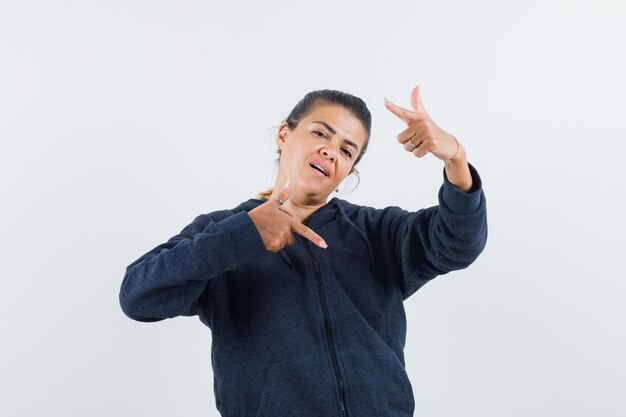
<box><xmin>383</xmin><ymin>99</ymin><xmax>415</xmax><ymax>125</ymax></box>
<box><xmin>291</xmin><ymin>221</ymin><xmax>328</xmax><ymax>249</ymax></box>
<box><xmin>398</xmin><ymin>123</ymin><xmax>429</xmax><ymax>148</ymax></box>
<box><xmin>269</xmin><ymin>179</ymin><xmax>291</xmax><ymax>208</ymax></box>
<box><xmin>404</xmin><ymin>137</ymin><xmax>424</xmax><ymax>152</ymax></box>
<box><xmin>396</xmin><ymin>125</ymin><xmax>418</xmax><ymax>144</ymax></box>
<box><xmin>278</xmin><ymin>206</ymin><xmax>293</xmax><ymax>218</ymax></box>
<box><xmin>410</xmin><ymin>84</ymin><xmax>427</xmax><ymax>115</ymax></box>
<box><xmin>412</xmin><ymin>142</ymin><xmax>432</xmax><ymax>158</ymax></box>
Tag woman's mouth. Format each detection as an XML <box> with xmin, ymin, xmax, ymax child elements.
<box><xmin>309</xmin><ymin>162</ymin><xmax>329</xmax><ymax>178</ymax></box>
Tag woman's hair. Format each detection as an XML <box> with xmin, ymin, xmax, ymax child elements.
<box><xmin>257</xmin><ymin>89</ymin><xmax>372</xmax><ymax>199</ymax></box>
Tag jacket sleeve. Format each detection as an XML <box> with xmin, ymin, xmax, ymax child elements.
<box><xmin>119</xmin><ymin>210</ymin><xmax>266</xmax><ymax>323</ymax></box>
<box><xmin>361</xmin><ymin>162</ymin><xmax>488</xmax><ymax>300</ymax></box>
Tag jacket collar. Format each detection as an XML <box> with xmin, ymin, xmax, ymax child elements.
<box><xmin>234</xmin><ymin>197</ymin><xmax>346</xmax><ymax>229</ymax></box>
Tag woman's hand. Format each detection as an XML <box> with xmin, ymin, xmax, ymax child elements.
<box><xmin>249</xmin><ymin>181</ymin><xmax>328</xmax><ymax>252</ymax></box>
<box><xmin>384</xmin><ymin>84</ymin><xmax>474</xmax><ymax>192</ymax></box>
<box><xmin>384</xmin><ymin>85</ymin><xmax>463</xmax><ymax>161</ymax></box>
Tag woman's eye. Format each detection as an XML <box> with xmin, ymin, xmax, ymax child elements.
<box><xmin>313</xmin><ymin>130</ymin><xmax>327</xmax><ymax>139</ymax></box>
<box><xmin>341</xmin><ymin>148</ymin><xmax>353</xmax><ymax>158</ymax></box>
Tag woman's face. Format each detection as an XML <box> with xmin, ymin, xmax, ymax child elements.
<box><xmin>276</xmin><ymin>104</ymin><xmax>368</xmax><ymax>201</ymax></box>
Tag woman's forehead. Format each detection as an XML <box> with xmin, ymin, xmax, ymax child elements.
<box><xmin>303</xmin><ymin>105</ymin><xmax>367</xmax><ymax>144</ymax></box>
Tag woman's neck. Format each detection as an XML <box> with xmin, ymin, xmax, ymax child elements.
<box><xmin>271</xmin><ymin>176</ymin><xmax>328</xmax><ymax>223</ymax></box>
<box><xmin>279</xmin><ymin>197</ymin><xmax>326</xmax><ymax>224</ymax></box>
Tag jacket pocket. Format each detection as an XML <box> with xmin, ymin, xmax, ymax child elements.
<box><xmin>340</xmin><ymin>348</ymin><xmax>415</xmax><ymax>416</ymax></box>
<box><xmin>255</xmin><ymin>351</ymin><xmax>341</xmax><ymax>417</ymax></box>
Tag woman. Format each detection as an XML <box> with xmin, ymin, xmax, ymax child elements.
<box><xmin>119</xmin><ymin>85</ymin><xmax>488</xmax><ymax>417</ymax></box>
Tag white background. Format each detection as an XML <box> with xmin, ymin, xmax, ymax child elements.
<box><xmin>2</xmin><ymin>1</ymin><xmax>625</xmax><ymax>416</ymax></box>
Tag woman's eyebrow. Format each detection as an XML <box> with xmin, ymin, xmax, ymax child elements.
<box><xmin>312</xmin><ymin>121</ymin><xmax>360</xmax><ymax>152</ymax></box>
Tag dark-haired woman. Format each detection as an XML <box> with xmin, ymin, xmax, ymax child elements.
<box><xmin>119</xmin><ymin>85</ymin><xmax>488</xmax><ymax>417</ymax></box>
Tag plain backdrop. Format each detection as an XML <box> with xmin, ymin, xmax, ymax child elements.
<box><xmin>1</xmin><ymin>1</ymin><xmax>625</xmax><ymax>416</ymax></box>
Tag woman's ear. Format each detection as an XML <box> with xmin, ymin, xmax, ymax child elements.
<box><xmin>276</xmin><ymin>124</ymin><xmax>289</xmax><ymax>148</ymax></box>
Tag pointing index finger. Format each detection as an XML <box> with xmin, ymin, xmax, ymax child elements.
<box><xmin>291</xmin><ymin>220</ymin><xmax>328</xmax><ymax>249</ymax></box>
<box><xmin>384</xmin><ymin>98</ymin><xmax>415</xmax><ymax>125</ymax></box>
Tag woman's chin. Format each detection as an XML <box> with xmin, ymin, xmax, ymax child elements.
<box><xmin>293</xmin><ymin>184</ymin><xmax>332</xmax><ymax>201</ymax></box>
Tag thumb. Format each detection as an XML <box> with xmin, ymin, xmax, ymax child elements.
<box><xmin>410</xmin><ymin>84</ymin><xmax>427</xmax><ymax>115</ymax></box>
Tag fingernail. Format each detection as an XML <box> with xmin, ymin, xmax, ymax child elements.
<box><xmin>284</xmin><ymin>179</ymin><xmax>290</xmax><ymax>189</ymax></box>
<box><xmin>319</xmin><ymin>240</ymin><xmax>328</xmax><ymax>249</ymax></box>
<box><xmin>384</xmin><ymin>97</ymin><xmax>391</xmax><ymax>102</ymax></box>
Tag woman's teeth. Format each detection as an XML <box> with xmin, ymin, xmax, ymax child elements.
<box><xmin>310</xmin><ymin>163</ymin><xmax>327</xmax><ymax>176</ymax></box>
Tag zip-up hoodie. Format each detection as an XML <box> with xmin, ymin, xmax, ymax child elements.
<box><xmin>119</xmin><ymin>163</ymin><xmax>488</xmax><ymax>417</ymax></box>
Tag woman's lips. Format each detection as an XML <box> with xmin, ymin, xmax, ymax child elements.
<box><xmin>309</xmin><ymin>160</ymin><xmax>330</xmax><ymax>177</ymax></box>
<box><xmin>310</xmin><ymin>165</ymin><xmax>327</xmax><ymax>178</ymax></box>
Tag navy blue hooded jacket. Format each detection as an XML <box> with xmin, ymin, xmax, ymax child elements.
<box><xmin>119</xmin><ymin>163</ymin><xmax>488</xmax><ymax>417</ymax></box>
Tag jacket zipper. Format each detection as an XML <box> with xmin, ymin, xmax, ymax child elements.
<box><xmin>303</xmin><ymin>240</ymin><xmax>349</xmax><ymax>417</ymax></box>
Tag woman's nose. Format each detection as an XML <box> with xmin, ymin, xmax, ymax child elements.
<box><xmin>322</xmin><ymin>146</ymin><xmax>337</xmax><ymax>161</ymax></box>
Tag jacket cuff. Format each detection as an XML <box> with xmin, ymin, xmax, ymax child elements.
<box><xmin>440</xmin><ymin>162</ymin><xmax>483</xmax><ymax>215</ymax></box>
<box><xmin>206</xmin><ymin>211</ymin><xmax>267</xmax><ymax>268</ymax></box>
